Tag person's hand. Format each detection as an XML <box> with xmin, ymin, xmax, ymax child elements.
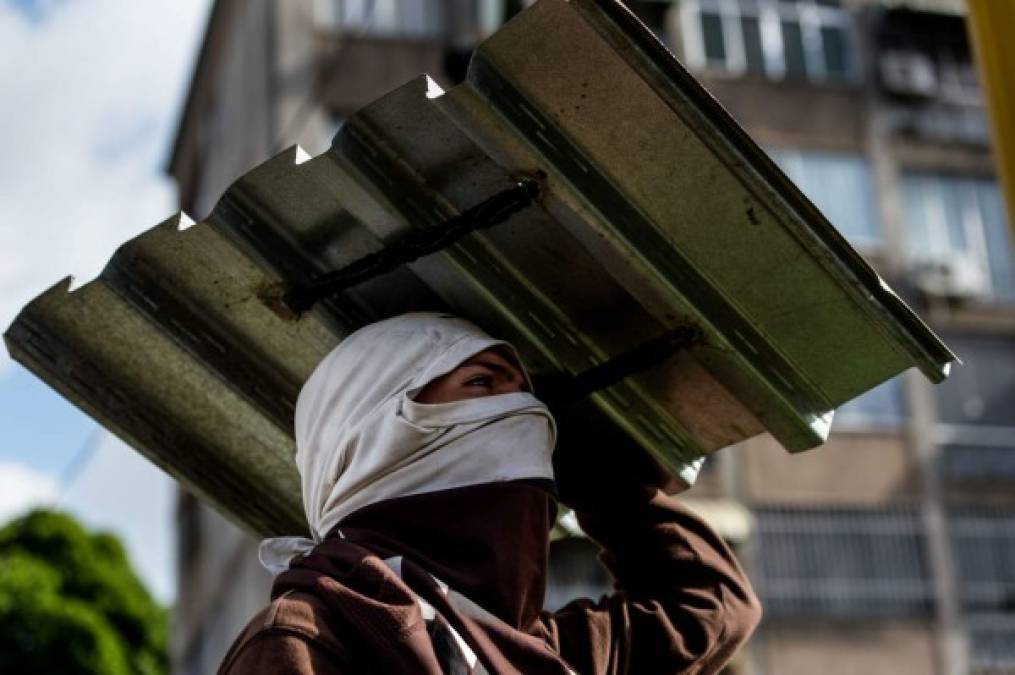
<box><xmin>550</xmin><ymin>399</ymin><xmax>693</xmax><ymax>513</ymax></box>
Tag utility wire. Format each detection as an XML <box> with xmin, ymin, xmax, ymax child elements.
<box><xmin>51</xmin><ymin>426</ymin><xmax>104</xmax><ymax>508</ymax></box>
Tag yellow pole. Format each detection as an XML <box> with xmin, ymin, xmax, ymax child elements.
<box><xmin>966</xmin><ymin>0</ymin><xmax>1015</xmax><ymax>240</ymax></box>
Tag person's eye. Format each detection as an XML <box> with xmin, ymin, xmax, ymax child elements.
<box><xmin>465</xmin><ymin>375</ymin><xmax>494</xmax><ymax>388</ymax></box>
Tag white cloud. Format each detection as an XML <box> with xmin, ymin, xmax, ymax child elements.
<box><xmin>0</xmin><ymin>461</ymin><xmax>60</xmax><ymax>523</ymax></box>
<box><xmin>0</xmin><ymin>441</ymin><xmax>177</xmax><ymax>604</ymax></box>
<box><xmin>0</xmin><ymin>0</ymin><xmax>212</xmax><ymax>376</ymax></box>
<box><xmin>60</xmin><ymin>432</ymin><xmax>177</xmax><ymax>603</ymax></box>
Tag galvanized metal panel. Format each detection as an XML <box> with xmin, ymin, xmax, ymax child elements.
<box><xmin>4</xmin><ymin>0</ymin><xmax>954</xmax><ymax>536</ymax></box>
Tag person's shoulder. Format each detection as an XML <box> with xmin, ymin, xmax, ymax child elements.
<box><xmin>217</xmin><ymin>590</ymin><xmax>354</xmax><ymax>674</ymax></box>
<box><xmin>263</xmin><ymin>589</ymin><xmax>342</xmax><ymax>638</ymax></box>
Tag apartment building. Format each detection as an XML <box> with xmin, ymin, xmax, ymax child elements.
<box><xmin>167</xmin><ymin>2</ymin><xmax>1015</xmax><ymax>673</ymax></box>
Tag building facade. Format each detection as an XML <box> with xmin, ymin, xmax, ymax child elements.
<box><xmin>168</xmin><ymin>2</ymin><xmax>1015</xmax><ymax>674</ymax></box>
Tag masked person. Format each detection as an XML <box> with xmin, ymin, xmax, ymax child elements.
<box><xmin>217</xmin><ymin>313</ymin><xmax>761</xmax><ymax>674</ymax></box>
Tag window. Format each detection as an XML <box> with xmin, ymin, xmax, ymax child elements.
<box><xmin>950</xmin><ymin>508</ymin><xmax>1015</xmax><ymax>613</ymax></box>
<box><xmin>943</xmin><ymin>444</ymin><xmax>1015</xmax><ymax>482</ymax></box>
<box><xmin>901</xmin><ymin>103</ymin><xmax>991</xmax><ymax>146</ymax></box>
<box><xmin>313</xmin><ymin>0</ymin><xmax>446</xmax><ymax>39</ymax></box>
<box><xmin>952</xmin><ymin>509</ymin><xmax>1015</xmax><ymax>673</ymax></box>
<box><xmin>769</xmin><ymin>148</ymin><xmax>882</xmax><ymax>248</ymax></box>
<box><xmin>477</xmin><ymin>0</ymin><xmax>508</xmax><ymax>37</ymax></box>
<box><xmin>968</xmin><ymin>613</ymin><xmax>1015</xmax><ymax>674</ymax></box>
<box><xmin>831</xmin><ymin>376</ymin><xmax>905</xmax><ymax>431</ymax></box>
<box><xmin>878</xmin><ymin>10</ymin><xmax>981</xmax><ymax>106</ymax></box>
<box><xmin>679</xmin><ymin>0</ymin><xmax>855</xmax><ymax>82</ymax></box>
<box><xmin>901</xmin><ymin>172</ymin><xmax>1015</xmax><ymax>304</ymax></box>
<box><xmin>755</xmin><ymin>506</ymin><xmax>933</xmax><ymax>616</ymax></box>
<box><xmin>935</xmin><ymin>334</ymin><xmax>1015</xmax><ymax>484</ymax></box>
<box><xmin>935</xmin><ymin>334</ymin><xmax>1015</xmax><ymax>429</ymax></box>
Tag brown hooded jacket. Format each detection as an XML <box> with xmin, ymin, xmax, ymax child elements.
<box><xmin>216</xmin><ymin>474</ymin><xmax>761</xmax><ymax>674</ymax></box>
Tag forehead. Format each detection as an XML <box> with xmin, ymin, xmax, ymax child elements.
<box><xmin>460</xmin><ymin>346</ymin><xmax>523</xmax><ymax>371</ymax></box>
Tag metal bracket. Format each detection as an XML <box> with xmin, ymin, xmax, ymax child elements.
<box><xmin>284</xmin><ymin>179</ymin><xmax>541</xmax><ymax>313</ymax></box>
<box><xmin>538</xmin><ymin>326</ymin><xmax>703</xmax><ymax>411</ymax></box>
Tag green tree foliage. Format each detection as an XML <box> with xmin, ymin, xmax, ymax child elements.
<box><xmin>0</xmin><ymin>509</ymin><xmax>168</xmax><ymax>675</ymax></box>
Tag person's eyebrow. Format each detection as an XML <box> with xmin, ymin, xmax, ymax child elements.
<box><xmin>463</xmin><ymin>357</ymin><xmax>526</xmax><ymax>385</ymax></box>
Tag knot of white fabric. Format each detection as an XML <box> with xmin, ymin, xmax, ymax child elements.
<box><xmin>259</xmin><ymin>313</ymin><xmax>557</xmax><ymax>575</ymax></box>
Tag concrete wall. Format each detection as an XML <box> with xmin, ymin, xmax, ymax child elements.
<box><xmin>700</xmin><ymin>77</ymin><xmax>866</xmax><ymax>151</ymax></box>
<box><xmin>755</xmin><ymin>620</ymin><xmax>937</xmax><ymax>675</ymax></box>
<box><xmin>741</xmin><ymin>432</ymin><xmax>919</xmax><ymax>505</ymax></box>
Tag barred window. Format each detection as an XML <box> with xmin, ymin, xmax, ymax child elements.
<box><xmin>755</xmin><ymin>506</ymin><xmax>933</xmax><ymax>616</ymax></box>
<box><xmin>950</xmin><ymin>507</ymin><xmax>1015</xmax><ymax>613</ymax></box>
<box><xmin>968</xmin><ymin>613</ymin><xmax>1015</xmax><ymax>675</ymax></box>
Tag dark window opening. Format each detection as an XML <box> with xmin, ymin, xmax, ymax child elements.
<box><xmin>742</xmin><ymin>16</ymin><xmax>765</xmax><ymax>75</ymax></box>
<box><xmin>781</xmin><ymin>20</ymin><xmax>807</xmax><ymax>79</ymax></box>
<box><xmin>701</xmin><ymin>11</ymin><xmax>726</xmax><ymax>65</ymax></box>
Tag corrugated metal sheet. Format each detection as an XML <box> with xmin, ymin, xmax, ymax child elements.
<box><xmin>4</xmin><ymin>0</ymin><xmax>954</xmax><ymax>536</ymax></box>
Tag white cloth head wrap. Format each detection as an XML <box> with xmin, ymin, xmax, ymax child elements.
<box><xmin>258</xmin><ymin>312</ymin><xmax>557</xmax><ymax>574</ymax></box>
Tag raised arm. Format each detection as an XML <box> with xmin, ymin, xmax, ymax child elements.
<box><xmin>542</xmin><ymin>414</ymin><xmax>762</xmax><ymax>674</ymax></box>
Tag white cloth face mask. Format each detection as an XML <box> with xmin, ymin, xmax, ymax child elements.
<box><xmin>259</xmin><ymin>313</ymin><xmax>557</xmax><ymax>575</ymax></box>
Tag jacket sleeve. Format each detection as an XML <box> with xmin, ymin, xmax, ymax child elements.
<box><xmin>542</xmin><ymin>491</ymin><xmax>762</xmax><ymax>675</ymax></box>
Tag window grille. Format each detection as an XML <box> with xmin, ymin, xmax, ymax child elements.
<box><xmin>755</xmin><ymin>505</ymin><xmax>933</xmax><ymax>616</ymax></box>
<box><xmin>677</xmin><ymin>0</ymin><xmax>855</xmax><ymax>82</ymax></box>
<box><xmin>968</xmin><ymin>613</ymin><xmax>1015</xmax><ymax>675</ymax></box>
<box><xmin>768</xmin><ymin>148</ymin><xmax>883</xmax><ymax>249</ymax></box>
<box><xmin>950</xmin><ymin>507</ymin><xmax>1015</xmax><ymax>613</ymax></box>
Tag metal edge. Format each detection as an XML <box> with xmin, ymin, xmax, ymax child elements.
<box><xmin>569</xmin><ymin>0</ymin><xmax>956</xmax><ymax>382</ymax></box>
<box><xmin>4</xmin><ymin>282</ymin><xmax>305</xmax><ymax>537</ymax></box>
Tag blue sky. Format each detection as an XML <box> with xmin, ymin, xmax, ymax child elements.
<box><xmin>0</xmin><ymin>0</ymin><xmax>213</xmax><ymax>603</ymax></box>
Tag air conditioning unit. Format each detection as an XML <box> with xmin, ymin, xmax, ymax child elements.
<box><xmin>912</xmin><ymin>255</ymin><xmax>990</xmax><ymax>300</ymax></box>
<box><xmin>880</xmin><ymin>50</ymin><xmax>938</xmax><ymax>98</ymax></box>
